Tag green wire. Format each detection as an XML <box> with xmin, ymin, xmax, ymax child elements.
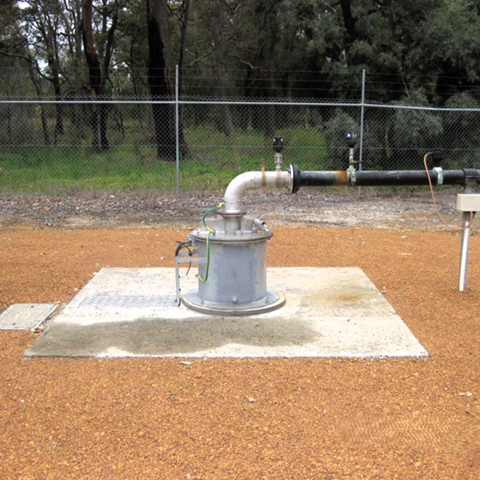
<box><xmin>198</xmin><ymin>231</ymin><xmax>212</xmax><ymax>283</ymax></box>
<box><xmin>198</xmin><ymin>203</ymin><xmax>223</xmax><ymax>283</ymax></box>
<box><xmin>202</xmin><ymin>203</ymin><xmax>223</xmax><ymax>232</ymax></box>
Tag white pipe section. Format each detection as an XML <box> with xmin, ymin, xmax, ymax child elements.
<box><xmin>224</xmin><ymin>170</ymin><xmax>292</xmax><ymax>213</ymax></box>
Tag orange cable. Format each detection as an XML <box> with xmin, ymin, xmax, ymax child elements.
<box><xmin>423</xmin><ymin>153</ymin><xmax>475</xmax><ymax>232</ymax></box>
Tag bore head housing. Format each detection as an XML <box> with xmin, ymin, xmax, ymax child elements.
<box><xmin>183</xmin><ymin>214</ymin><xmax>285</xmax><ymax>316</ymax></box>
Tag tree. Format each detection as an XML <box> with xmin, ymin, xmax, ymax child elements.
<box><xmin>82</xmin><ymin>0</ymin><xmax>121</xmax><ymax>153</ymax></box>
<box><xmin>60</xmin><ymin>0</ymin><xmax>87</xmax><ymax>138</ymax></box>
<box><xmin>324</xmin><ymin>110</ymin><xmax>359</xmax><ymax>169</ymax></box>
<box><xmin>207</xmin><ymin>0</ymin><xmax>236</xmax><ymax>136</ymax></box>
<box><xmin>0</xmin><ymin>3</ymin><xmax>51</xmax><ymax>145</ymax></box>
<box><xmin>23</xmin><ymin>0</ymin><xmax>65</xmax><ymax>142</ymax></box>
<box><xmin>173</xmin><ymin>0</ymin><xmax>190</xmax><ymax>156</ymax></box>
<box><xmin>145</xmin><ymin>0</ymin><xmax>176</xmax><ymax>159</ymax></box>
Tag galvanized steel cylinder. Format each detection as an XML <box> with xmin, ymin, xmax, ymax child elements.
<box><xmin>183</xmin><ymin>217</ymin><xmax>285</xmax><ymax>316</ymax></box>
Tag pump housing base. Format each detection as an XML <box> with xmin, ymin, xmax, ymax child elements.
<box><xmin>182</xmin><ymin>289</ymin><xmax>286</xmax><ymax>316</ymax></box>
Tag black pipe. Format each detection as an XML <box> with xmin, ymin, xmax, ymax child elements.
<box><xmin>292</xmin><ymin>165</ymin><xmax>480</xmax><ymax>192</ymax></box>
<box><xmin>355</xmin><ymin>170</ymin><xmax>468</xmax><ymax>186</ymax></box>
<box><xmin>297</xmin><ymin>170</ymin><xmax>349</xmax><ymax>187</ymax></box>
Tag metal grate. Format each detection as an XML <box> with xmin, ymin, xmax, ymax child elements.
<box><xmin>78</xmin><ymin>295</ymin><xmax>176</xmax><ymax>308</ymax></box>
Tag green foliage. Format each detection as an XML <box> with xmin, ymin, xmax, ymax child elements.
<box><xmin>324</xmin><ymin>110</ymin><xmax>360</xmax><ymax>169</ymax></box>
<box><xmin>408</xmin><ymin>0</ymin><xmax>480</xmax><ymax>84</ymax></box>
<box><xmin>4</xmin><ymin>0</ymin><xmax>480</xmax><ymax>106</ymax></box>
<box><xmin>0</xmin><ymin>126</ymin><xmax>328</xmax><ymax>193</ymax></box>
<box><xmin>365</xmin><ymin>91</ymin><xmax>444</xmax><ymax>170</ymax></box>
<box><xmin>3</xmin><ymin>0</ymin><xmax>480</xmax><ymax>192</ymax></box>
<box><xmin>392</xmin><ymin>93</ymin><xmax>443</xmax><ymax>150</ymax></box>
<box><xmin>442</xmin><ymin>93</ymin><xmax>480</xmax><ymax>168</ymax></box>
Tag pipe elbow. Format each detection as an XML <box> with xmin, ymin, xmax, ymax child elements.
<box><xmin>224</xmin><ymin>170</ymin><xmax>292</xmax><ymax>213</ymax></box>
<box><xmin>224</xmin><ymin>172</ymin><xmax>259</xmax><ymax>213</ymax></box>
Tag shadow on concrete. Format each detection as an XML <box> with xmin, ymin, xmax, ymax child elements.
<box><xmin>26</xmin><ymin>316</ymin><xmax>321</xmax><ymax>357</ymax></box>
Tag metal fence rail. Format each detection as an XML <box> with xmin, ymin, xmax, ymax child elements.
<box><xmin>1</xmin><ymin>79</ymin><xmax>480</xmax><ymax>194</ymax></box>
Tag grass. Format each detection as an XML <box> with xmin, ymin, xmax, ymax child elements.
<box><xmin>0</xmin><ymin>126</ymin><xmax>328</xmax><ymax>193</ymax></box>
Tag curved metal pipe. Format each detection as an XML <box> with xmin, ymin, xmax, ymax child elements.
<box><xmin>224</xmin><ymin>170</ymin><xmax>292</xmax><ymax>213</ymax></box>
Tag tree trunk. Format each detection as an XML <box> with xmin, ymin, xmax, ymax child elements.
<box><xmin>0</xmin><ymin>49</ymin><xmax>50</xmax><ymax>145</ymax></box>
<box><xmin>146</xmin><ymin>0</ymin><xmax>176</xmax><ymax>160</ymax></box>
<box><xmin>27</xmin><ymin>62</ymin><xmax>50</xmax><ymax>146</ymax></box>
<box><xmin>212</xmin><ymin>17</ymin><xmax>235</xmax><ymax>137</ymax></box>
<box><xmin>212</xmin><ymin>63</ymin><xmax>236</xmax><ymax>137</ymax></box>
<box><xmin>264</xmin><ymin>69</ymin><xmax>276</xmax><ymax>139</ymax></box>
<box><xmin>339</xmin><ymin>0</ymin><xmax>358</xmax><ymax>44</ymax></box>
<box><xmin>53</xmin><ymin>74</ymin><xmax>64</xmax><ymax>143</ymax></box>
<box><xmin>82</xmin><ymin>0</ymin><xmax>106</xmax><ymax>152</ymax></box>
<box><xmin>7</xmin><ymin>105</ymin><xmax>12</xmax><ymax>144</ymax></box>
<box><xmin>99</xmin><ymin>104</ymin><xmax>109</xmax><ymax>150</ymax></box>
<box><xmin>177</xmin><ymin>0</ymin><xmax>191</xmax><ymax>157</ymax></box>
<box><xmin>240</xmin><ymin>64</ymin><xmax>254</xmax><ymax>132</ymax></box>
<box><xmin>89</xmin><ymin>99</ymin><xmax>105</xmax><ymax>153</ymax></box>
<box><xmin>113</xmin><ymin>105</ymin><xmax>125</xmax><ymax>140</ymax></box>
<box><xmin>74</xmin><ymin>0</ymin><xmax>85</xmax><ymax>138</ymax></box>
<box><xmin>52</xmin><ymin>33</ymin><xmax>64</xmax><ymax>139</ymax></box>
<box><xmin>82</xmin><ymin>0</ymin><xmax>118</xmax><ymax>153</ymax></box>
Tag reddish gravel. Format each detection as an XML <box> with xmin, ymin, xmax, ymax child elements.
<box><xmin>0</xmin><ymin>226</ymin><xmax>479</xmax><ymax>479</ymax></box>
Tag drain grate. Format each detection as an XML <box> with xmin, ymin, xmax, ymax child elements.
<box><xmin>79</xmin><ymin>295</ymin><xmax>176</xmax><ymax>308</ymax></box>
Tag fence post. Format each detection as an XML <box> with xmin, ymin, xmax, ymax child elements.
<box><xmin>358</xmin><ymin>68</ymin><xmax>366</xmax><ymax>200</ymax></box>
<box><xmin>175</xmin><ymin>64</ymin><xmax>180</xmax><ymax>198</ymax></box>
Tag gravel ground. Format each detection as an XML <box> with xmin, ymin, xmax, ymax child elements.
<box><xmin>0</xmin><ymin>224</ymin><xmax>479</xmax><ymax>479</ymax></box>
<box><xmin>0</xmin><ymin>188</ymin><xmax>469</xmax><ymax>230</ymax></box>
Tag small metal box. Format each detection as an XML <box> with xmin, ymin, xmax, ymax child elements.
<box><xmin>456</xmin><ymin>194</ymin><xmax>480</xmax><ymax>212</ymax></box>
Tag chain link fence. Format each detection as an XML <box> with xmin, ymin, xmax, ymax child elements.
<box><xmin>0</xmin><ymin>97</ymin><xmax>479</xmax><ymax>193</ymax></box>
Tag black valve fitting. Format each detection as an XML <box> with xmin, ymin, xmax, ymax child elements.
<box><xmin>273</xmin><ymin>136</ymin><xmax>284</xmax><ymax>153</ymax></box>
<box><xmin>428</xmin><ymin>151</ymin><xmax>443</xmax><ymax>168</ymax></box>
<box><xmin>346</xmin><ymin>132</ymin><xmax>357</xmax><ymax>149</ymax></box>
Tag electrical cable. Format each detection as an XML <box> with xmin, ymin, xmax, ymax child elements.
<box><xmin>175</xmin><ymin>241</ymin><xmax>191</xmax><ymax>257</ymax></box>
<box><xmin>175</xmin><ymin>241</ymin><xmax>193</xmax><ymax>278</ymax></box>
<box><xmin>423</xmin><ymin>153</ymin><xmax>475</xmax><ymax>232</ymax></box>
<box><xmin>198</xmin><ymin>203</ymin><xmax>224</xmax><ymax>283</ymax></box>
<box><xmin>198</xmin><ymin>231</ymin><xmax>213</xmax><ymax>283</ymax></box>
<box><xmin>185</xmin><ymin>246</ymin><xmax>192</xmax><ymax>277</ymax></box>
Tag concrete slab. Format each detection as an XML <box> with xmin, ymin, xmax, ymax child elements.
<box><xmin>0</xmin><ymin>304</ymin><xmax>58</xmax><ymax>330</ymax></box>
<box><xmin>25</xmin><ymin>268</ymin><xmax>428</xmax><ymax>359</ymax></box>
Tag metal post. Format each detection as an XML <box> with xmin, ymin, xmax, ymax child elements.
<box><xmin>459</xmin><ymin>184</ymin><xmax>474</xmax><ymax>292</ymax></box>
<box><xmin>459</xmin><ymin>211</ymin><xmax>472</xmax><ymax>292</ymax></box>
<box><xmin>175</xmin><ymin>64</ymin><xmax>180</xmax><ymax>198</ymax></box>
<box><xmin>175</xmin><ymin>255</ymin><xmax>181</xmax><ymax>305</ymax></box>
<box><xmin>358</xmin><ymin>69</ymin><xmax>366</xmax><ymax>200</ymax></box>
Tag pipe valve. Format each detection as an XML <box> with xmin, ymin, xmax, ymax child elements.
<box><xmin>346</xmin><ymin>132</ymin><xmax>358</xmax><ymax>170</ymax></box>
<box><xmin>273</xmin><ymin>136</ymin><xmax>284</xmax><ymax>153</ymax></box>
<box><xmin>346</xmin><ymin>132</ymin><xmax>357</xmax><ymax>149</ymax></box>
<box><xmin>254</xmin><ymin>218</ymin><xmax>270</xmax><ymax>234</ymax></box>
<box><xmin>430</xmin><ymin>151</ymin><xmax>443</xmax><ymax>168</ymax></box>
<box><xmin>273</xmin><ymin>136</ymin><xmax>284</xmax><ymax>171</ymax></box>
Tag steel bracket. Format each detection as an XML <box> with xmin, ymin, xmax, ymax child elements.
<box><xmin>175</xmin><ymin>248</ymin><xmax>200</xmax><ymax>306</ymax></box>
<box><xmin>433</xmin><ymin>166</ymin><xmax>443</xmax><ymax>186</ymax></box>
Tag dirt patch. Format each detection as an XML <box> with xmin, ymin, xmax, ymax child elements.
<box><xmin>0</xmin><ymin>226</ymin><xmax>479</xmax><ymax>478</ymax></box>
<box><xmin>0</xmin><ymin>188</ymin><xmax>470</xmax><ymax>230</ymax></box>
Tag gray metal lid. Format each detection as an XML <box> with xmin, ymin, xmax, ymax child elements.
<box><xmin>193</xmin><ymin>229</ymin><xmax>273</xmax><ymax>243</ymax></box>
